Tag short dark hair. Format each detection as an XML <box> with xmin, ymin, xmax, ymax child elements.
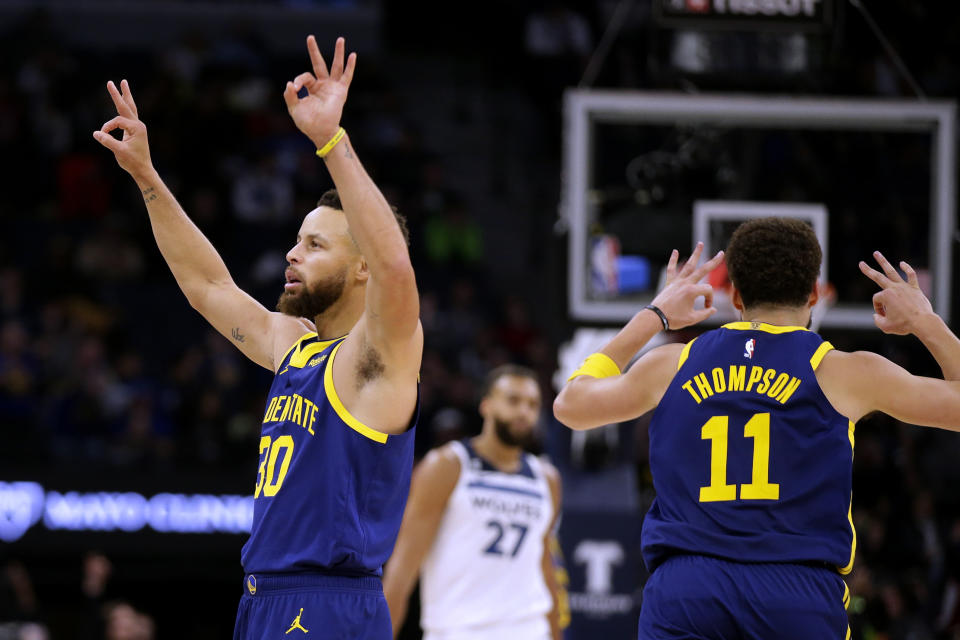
<box><xmin>317</xmin><ymin>188</ymin><xmax>410</xmax><ymax>246</ymax></box>
<box><xmin>725</xmin><ymin>217</ymin><xmax>822</xmax><ymax>309</ymax></box>
<box><xmin>480</xmin><ymin>364</ymin><xmax>539</xmax><ymax>400</ymax></box>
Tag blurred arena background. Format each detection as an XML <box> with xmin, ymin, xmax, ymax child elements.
<box><xmin>1</xmin><ymin>1</ymin><xmax>959</xmax><ymax>638</ymax></box>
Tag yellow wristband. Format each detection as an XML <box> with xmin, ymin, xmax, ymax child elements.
<box><xmin>567</xmin><ymin>352</ymin><xmax>621</xmax><ymax>381</ymax></box>
<box><xmin>315</xmin><ymin>127</ymin><xmax>346</xmax><ymax>158</ymax></box>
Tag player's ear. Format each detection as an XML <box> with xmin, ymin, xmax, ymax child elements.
<box><xmin>478</xmin><ymin>396</ymin><xmax>490</xmax><ymax>419</ymax></box>
<box><xmin>808</xmin><ymin>283</ymin><xmax>820</xmax><ymax>308</ymax></box>
<box><xmin>730</xmin><ymin>288</ymin><xmax>744</xmax><ymax>313</ymax></box>
<box><xmin>354</xmin><ymin>256</ymin><xmax>369</xmax><ymax>283</ymax></box>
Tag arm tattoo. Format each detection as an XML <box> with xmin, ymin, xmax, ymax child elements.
<box><xmin>231</xmin><ymin>327</ymin><xmax>245</xmax><ymax>343</ymax></box>
<box><xmin>343</xmin><ymin>142</ymin><xmax>353</xmax><ymax>160</ymax></box>
<box><xmin>141</xmin><ymin>186</ymin><xmax>158</xmax><ymax>203</ymax></box>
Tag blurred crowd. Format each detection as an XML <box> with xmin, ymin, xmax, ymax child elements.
<box><xmin>2</xmin><ymin>1</ymin><xmax>960</xmax><ymax>639</ymax></box>
<box><xmin>1</xmin><ymin>554</ymin><xmax>154</xmax><ymax>640</ymax></box>
<box><xmin>0</xmin><ymin>10</ymin><xmax>567</xmax><ymax>477</ymax></box>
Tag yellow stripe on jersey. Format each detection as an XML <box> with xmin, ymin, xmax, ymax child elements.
<box><xmin>810</xmin><ymin>341</ymin><xmax>834</xmax><ymax>370</ymax></box>
<box><xmin>278</xmin><ymin>332</ymin><xmax>317</xmax><ymax>371</ymax></box>
<box><xmin>722</xmin><ymin>322</ymin><xmax>809</xmax><ymax>334</ymax></box>
<box><xmin>677</xmin><ymin>337</ymin><xmax>698</xmax><ymax>371</ymax></box>
<box><xmin>290</xmin><ymin>342</ymin><xmax>324</xmax><ymax>368</ymax></box>
<box><xmin>290</xmin><ymin>337</ymin><xmax>342</xmax><ymax>369</ymax></box>
<box><xmin>839</xmin><ymin>420</ymin><xmax>857</xmax><ymax>575</ymax></box>
<box><xmin>323</xmin><ymin>341</ymin><xmax>389</xmax><ymax>444</ymax></box>
<box><xmin>843</xmin><ymin>583</ymin><xmax>851</xmax><ymax>640</ymax></box>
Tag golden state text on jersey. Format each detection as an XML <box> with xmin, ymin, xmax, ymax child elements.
<box><xmin>641</xmin><ymin>322</ymin><xmax>855</xmax><ymax>575</ymax></box>
<box><xmin>241</xmin><ymin>333</ymin><xmax>418</xmax><ymax>576</ymax></box>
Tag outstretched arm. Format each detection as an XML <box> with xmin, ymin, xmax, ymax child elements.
<box><xmin>382</xmin><ymin>448</ymin><xmax>460</xmax><ymax>636</ymax></box>
<box><xmin>819</xmin><ymin>252</ymin><xmax>960</xmax><ymax>428</ymax></box>
<box><xmin>283</xmin><ymin>37</ymin><xmax>420</xmax><ymax>364</ymax></box>
<box><xmin>94</xmin><ymin>80</ymin><xmax>308</xmax><ymax>371</ymax></box>
<box><xmin>822</xmin><ymin>350</ymin><xmax>960</xmax><ymax>429</ymax></box>
<box><xmin>554</xmin><ymin>244</ymin><xmax>724</xmax><ymax>430</ymax></box>
<box><xmin>282</xmin><ymin>36</ymin><xmax>421</xmax><ymax>435</ymax></box>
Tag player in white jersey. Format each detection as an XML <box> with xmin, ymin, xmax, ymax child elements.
<box><xmin>384</xmin><ymin>365</ymin><xmax>563</xmax><ymax>640</ymax></box>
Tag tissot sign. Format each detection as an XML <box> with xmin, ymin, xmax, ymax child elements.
<box><xmin>0</xmin><ymin>481</ymin><xmax>252</xmax><ymax>542</ymax></box>
<box><xmin>656</xmin><ymin>0</ymin><xmax>832</xmax><ymax>30</ymax></box>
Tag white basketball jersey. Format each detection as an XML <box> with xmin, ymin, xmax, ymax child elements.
<box><xmin>420</xmin><ymin>439</ymin><xmax>555</xmax><ymax>637</ymax></box>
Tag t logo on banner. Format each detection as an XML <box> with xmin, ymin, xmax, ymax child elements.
<box><xmin>573</xmin><ymin>540</ymin><xmax>625</xmax><ymax>594</ymax></box>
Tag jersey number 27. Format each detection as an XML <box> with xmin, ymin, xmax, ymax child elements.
<box><xmin>484</xmin><ymin>520</ymin><xmax>529</xmax><ymax>557</ymax></box>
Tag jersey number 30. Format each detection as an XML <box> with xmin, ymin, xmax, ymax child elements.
<box><xmin>255</xmin><ymin>435</ymin><xmax>294</xmax><ymax>498</ymax></box>
<box><xmin>699</xmin><ymin>413</ymin><xmax>779</xmax><ymax>502</ymax></box>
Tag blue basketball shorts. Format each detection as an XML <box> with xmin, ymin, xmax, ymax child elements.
<box><xmin>234</xmin><ymin>572</ymin><xmax>391</xmax><ymax>640</ymax></box>
<box><xmin>638</xmin><ymin>555</ymin><xmax>850</xmax><ymax>640</ymax></box>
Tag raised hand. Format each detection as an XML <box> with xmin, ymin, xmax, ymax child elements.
<box><xmin>650</xmin><ymin>242</ymin><xmax>724</xmax><ymax>330</ymax></box>
<box><xmin>859</xmin><ymin>251</ymin><xmax>934</xmax><ymax>335</ymax></box>
<box><xmin>92</xmin><ymin>80</ymin><xmax>153</xmax><ymax>179</ymax></box>
<box><xmin>283</xmin><ymin>36</ymin><xmax>356</xmax><ymax>149</ymax></box>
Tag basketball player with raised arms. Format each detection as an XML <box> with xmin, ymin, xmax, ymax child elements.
<box><xmin>554</xmin><ymin>218</ymin><xmax>960</xmax><ymax>639</ymax></box>
<box><xmin>95</xmin><ymin>36</ymin><xmax>422</xmax><ymax>639</ymax></box>
<box><xmin>383</xmin><ymin>365</ymin><xmax>563</xmax><ymax>640</ymax></box>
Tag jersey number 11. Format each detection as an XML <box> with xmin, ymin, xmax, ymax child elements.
<box><xmin>699</xmin><ymin>413</ymin><xmax>780</xmax><ymax>502</ymax></box>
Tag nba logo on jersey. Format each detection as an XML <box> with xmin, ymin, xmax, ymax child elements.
<box><xmin>744</xmin><ymin>339</ymin><xmax>756</xmax><ymax>359</ymax></box>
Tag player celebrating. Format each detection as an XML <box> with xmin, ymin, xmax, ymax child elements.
<box><xmin>383</xmin><ymin>365</ymin><xmax>563</xmax><ymax>640</ymax></box>
<box><xmin>554</xmin><ymin>218</ymin><xmax>960</xmax><ymax>639</ymax></box>
<box><xmin>95</xmin><ymin>37</ymin><xmax>422</xmax><ymax>639</ymax></box>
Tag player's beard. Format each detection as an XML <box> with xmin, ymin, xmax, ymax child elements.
<box><xmin>276</xmin><ymin>267</ymin><xmax>348</xmax><ymax>320</ymax></box>
<box><xmin>493</xmin><ymin>417</ymin><xmax>533</xmax><ymax>449</ymax></box>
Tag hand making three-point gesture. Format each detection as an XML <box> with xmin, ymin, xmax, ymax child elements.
<box><xmin>283</xmin><ymin>36</ymin><xmax>357</xmax><ymax>149</ymax></box>
<box><xmin>859</xmin><ymin>251</ymin><xmax>935</xmax><ymax>336</ymax></box>
<box><xmin>650</xmin><ymin>242</ymin><xmax>725</xmax><ymax>331</ymax></box>
<box><xmin>92</xmin><ymin>79</ymin><xmax>153</xmax><ymax>180</ymax></box>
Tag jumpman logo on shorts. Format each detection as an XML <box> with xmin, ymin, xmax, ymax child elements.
<box><xmin>285</xmin><ymin>608</ymin><xmax>309</xmax><ymax>634</ymax></box>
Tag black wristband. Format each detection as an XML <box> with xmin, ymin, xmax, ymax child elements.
<box><xmin>644</xmin><ymin>304</ymin><xmax>669</xmax><ymax>331</ymax></box>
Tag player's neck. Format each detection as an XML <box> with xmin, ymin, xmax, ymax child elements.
<box><xmin>739</xmin><ymin>306</ymin><xmax>811</xmax><ymax>329</ymax></box>
<box><xmin>312</xmin><ymin>288</ymin><xmax>365</xmax><ymax>340</ymax></box>
<box><xmin>471</xmin><ymin>432</ymin><xmax>523</xmax><ymax>473</ymax></box>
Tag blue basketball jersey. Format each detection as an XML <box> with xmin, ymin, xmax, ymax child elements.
<box><xmin>241</xmin><ymin>333</ymin><xmax>417</xmax><ymax>576</ymax></box>
<box><xmin>641</xmin><ymin>322</ymin><xmax>855</xmax><ymax>574</ymax></box>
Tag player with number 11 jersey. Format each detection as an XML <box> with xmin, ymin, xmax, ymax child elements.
<box><xmin>555</xmin><ymin>220</ymin><xmax>960</xmax><ymax>639</ymax></box>
<box><xmin>642</xmin><ymin>322</ymin><xmax>855</xmax><ymax>574</ymax></box>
